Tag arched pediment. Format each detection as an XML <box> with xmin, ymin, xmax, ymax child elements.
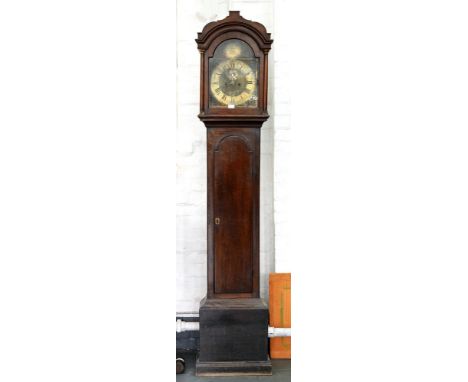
<box><xmin>196</xmin><ymin>11</ymin><xmax>273</xmax><ymax>51</ymax></box>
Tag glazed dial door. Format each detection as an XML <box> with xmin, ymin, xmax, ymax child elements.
<box><xmin>208</xmin><ymin>39</ymin><xmax>259</xmax><ymax>109</ymax></box>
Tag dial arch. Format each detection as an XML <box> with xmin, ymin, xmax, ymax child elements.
<box><xmin>208</xmin><ymin>39</ymin><xmax>259</xmax><ymax>108</ymax></box>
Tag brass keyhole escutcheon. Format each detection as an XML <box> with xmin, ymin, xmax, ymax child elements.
<box><xmin>215</xmin><ymin>217</ymin><xmax>220</xmax><ymax>225</ymax></box>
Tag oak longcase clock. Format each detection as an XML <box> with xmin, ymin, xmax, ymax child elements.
<box><xmin>195</xmin><ymin>11</ymin><xmax>273</xmax><ymax>376</ymax></box>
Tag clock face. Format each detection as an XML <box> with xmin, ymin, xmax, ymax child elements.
<box><xmin>210</xmin><ymin>60</ymin><xmax>256</xmax><ymax>106</ymax></box>
<box><xmin>208</xmin><ymin>39</ymin><xmax>259</xmax><ymax>109</ymax></box>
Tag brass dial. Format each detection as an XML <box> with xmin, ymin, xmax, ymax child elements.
<box><xmin>210</xmin><ymin>59</ymin><xmax>256</xmax><ymax>106</ymax></box>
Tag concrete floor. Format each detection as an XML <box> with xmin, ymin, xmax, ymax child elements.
<box><xmin>176</xmin><ymin>354</ymin><xmax>291</xmax><ymax>382</ymax></box>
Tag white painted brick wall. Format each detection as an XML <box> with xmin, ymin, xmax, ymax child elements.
<box><xmin>272</xmin><ymin>0</ymin><xmax>292</xmax><ymax>273</ymax></box>
<box><xmin>176</xmin><ymin>0</ymin><xmax>291</xmax><ymax>313</ymax></box>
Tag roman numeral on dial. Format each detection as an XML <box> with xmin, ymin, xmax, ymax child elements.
<box><xmin>210</xmin><ymin>59</ymin><xmax>257</xmax><ymax>106</ymax></box>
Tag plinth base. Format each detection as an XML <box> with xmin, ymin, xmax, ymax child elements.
<box><xmin>197</xmin><ymin>297</ymin><xmax>271</xmax><ymax>376</ymax></box>
<box><xmin>196</xmin><ymin>358</ymin><xmax>272</xmax><ymax>376</ymax></box>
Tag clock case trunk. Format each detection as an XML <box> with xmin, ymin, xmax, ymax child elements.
<box><xmin>207</xmin><ymin>125</ymin><xmax>260</xmax><ymax>299</ymax></box>
<box><xmin>195</xmin><ymin>12</ymin><xmax>273</xmax><ymax>376</ymax></box>
<box><xmin>197</xmin><ymin>120</ymin><xmax>271</xmax><ymax>377</ymax></box>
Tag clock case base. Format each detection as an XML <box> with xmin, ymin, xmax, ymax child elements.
<box><xmin>195</xmin><ymin>359</ymin><xmax>272</xmax><ymax>376</ymax></box>
<box><xmin>196</xmin><ymin>296</ymin><xmax>272</xmax><ymax>376</ymax></box>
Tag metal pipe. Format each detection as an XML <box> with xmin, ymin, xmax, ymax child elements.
<box><xmin>176</xmin><ymin>319</ymin><xmax>291</xmax><ymax>337</ymax></box>
<box><xmin>268</xmin><ymin>326</ymin><xmax>291</xmax><ymax>337</ymax></box>
<box><xmin>176</xmin><ymin>319</ymin><xmax>200</xmax><ymax>333</ymax></box>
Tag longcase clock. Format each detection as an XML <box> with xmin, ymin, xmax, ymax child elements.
<box><xmin>195</xmin><ymin>11</ymin><xmax>273</xmax><ymax>376</ymax></box>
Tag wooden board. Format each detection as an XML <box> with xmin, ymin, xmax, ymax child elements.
<box><xmin>269</xmin><ymin>273</ymin><xmax>291</xmax><ymax>359</ymax></box>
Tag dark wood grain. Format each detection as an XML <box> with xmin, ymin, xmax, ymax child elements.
<box><xmin>198</xmin><ymin>12</ymin><xmax>269</xmax><ymax>299</ymax></box>
<box><xmin>198</xmin><ymin>297</ymin><xmax>270</xmax><ymax>364</ymax></box>
<box><xmin>214</xmin><ymin>134</ymin><xmax>253</xmax><ymax>294</ymax></box>
<box><xmin>207</xmin><ymin>127</ymin><xmax>260</xmax><ymax>298</ymax></box>
<box><xmin>195</xmin><ymin>12</ymin><xmax>273</xmax><ymax>375</ymax></box>
<box><xmin>196</xmin><ymin>11</ymin><xmax>273</xmax><ymax>121</ymax></box>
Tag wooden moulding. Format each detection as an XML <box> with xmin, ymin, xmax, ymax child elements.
<box><xmin>195</xmin><ymin>359</ymin><xmax>273</xmax><ymax>376</ymax></box>
<box><xmin>196</xmin><ymin>11</ymin><xmax>273</xmax><ymax>121</ymax></box>
<box><xmin>196</xmin><ymin>11</ymin><xmax>273</xmax><ymax>51</ymax></box>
